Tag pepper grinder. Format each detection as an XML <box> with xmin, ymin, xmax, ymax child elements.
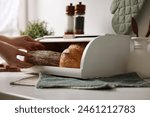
<box><xmin>75</xmin><ymin>2</ymin><xmax>86</xmax><ymax>34</ymax></box>
<box><xmin>64</xmin><ymin>3</ymin><xmax>75</xmax><ymax>35</ymax></box>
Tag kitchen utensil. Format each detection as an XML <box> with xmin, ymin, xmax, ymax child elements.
<box><xmin>132</xmin><ymin>17</ymin><xmax>139</xmax><ymax>37</ymax></box>
<box><xmin>145</xmin><ymin>20</ymin><xmax>150</xmax><ymax>37</ymax></box>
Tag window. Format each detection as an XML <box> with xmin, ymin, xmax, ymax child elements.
<box><xmin>0</xmin><ymin>0</ymin><xmax>20</xmax><ymax>35</ymax></box>
<box><xmin>19</xmin><ymin>0</ymin><xmax>37</xmax><ymax>32</ymax></box>
<box><xmin>0</xmin><ymin>0</ymin><xmax>37</xmax><ymax>36</ymax></box>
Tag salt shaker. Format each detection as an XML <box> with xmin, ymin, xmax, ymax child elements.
<box><xmin>64</xmin><ymin>3</ymin><xmax>75</xmax><ymax>35</ymax></box>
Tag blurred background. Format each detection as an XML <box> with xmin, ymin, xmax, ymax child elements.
<box><xmin>0</xmin><ymin>0</ymin><xmax>149</xmax><ymax>36</ymax></box>
<box><xmin>0</xmin><ymin>0</ymin><xmax>114</xmax><ymax>36</ymax></box>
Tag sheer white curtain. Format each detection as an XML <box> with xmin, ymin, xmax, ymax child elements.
<box><xmin>18</xmin><ymin>0</ymin><xmax>37</xmax><ymax>32</ymax></box>
<box><xmin>0</xmin><ymin>0</ymin><xmax>37</xmax><ymax>35</ymax></box>
<box><xmin>0</xmin><ymin>0</ymin><xmax>20</xmax><ymax>35</ymax></box>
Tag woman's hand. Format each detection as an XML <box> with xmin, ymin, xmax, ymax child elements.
<box><xmin>0</xmin><ymin>41</ymin><xmax>33</xmax><ymax>68</ymax></box>
<box><xmin>10</xmin><ymin>35</ymin><xmax>45</xmax><ymax>51</ymax></box>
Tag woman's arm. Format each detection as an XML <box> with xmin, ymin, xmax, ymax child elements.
<box><xmin>0</xmin><ymin>35</ymin><xmax>12</xmax><ymax>44</ymax></box>
<box><xmin>0</xmin><ymin>35</ymin><xmax>45</xmax><ymax>50</ymax></box>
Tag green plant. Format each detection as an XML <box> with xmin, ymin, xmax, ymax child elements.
<box><xmin>20</xmin><ymin>20</ymin><xmax>54</xmax><ymax>39</ymax></box>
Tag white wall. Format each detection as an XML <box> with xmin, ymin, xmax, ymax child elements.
<box><xmin>36</xmin><ymin>0</ymin><xmax>114</xmax><ymax>35</ymax></box>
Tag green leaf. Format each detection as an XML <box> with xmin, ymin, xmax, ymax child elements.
<box><xmin>20</xmin><ymin>20</ymin><xmax>54</xmax><ymax>39</ymax></box>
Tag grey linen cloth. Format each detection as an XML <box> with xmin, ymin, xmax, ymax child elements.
<box><xmin>36</xmin><ymin>72</ymin><xmax>150</xmax><ymax>90</ymax></box>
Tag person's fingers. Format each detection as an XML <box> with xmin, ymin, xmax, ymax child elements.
<box><xmin>26</xmin><ymin>36</ymin><xmax>45</xmax><ymax>48</ymax></box>
<box><xmin>36</xmin><ymin>42</ymin><xmax>45</xmax><ymax>49</ymax></box>
<box><xmin>16</xmin><ymin>59</ymin><xmax>33</xmax><ymax>68</ymax></box>
<box><xmin>5</xmin><ymin>65</ymin><xmax>21</xmax><ymax>72</ymax></box>
<box><xmin>29</xmin><ymin>42</ymin><xmax>45</xmax><ymax>50</ymax></box>
<box><xmin>33</xmin><ymin>42</ymin><xmax>45</xmax><ymax>48</ymax></box>
<box><xmin>6</xmin><ymin>64</ymin><xmax>18</xmax><ymax>69</ymax></box>
<box><xmin>24</xmin><ymin>35</ymin><xmax>36</xmax><ymax>42</ymax></box>
<box><xmin>16</xmin><ymin>36</ymin><xmax>45</xmax><ymax>51</ymax></box>
<box><xmin>25</xmin><ymin>44</ymin><xmax>37</xmax><ymax>51</ymax></box>
<box><xmin>25</xmin><ymin>46</ymin><xmax>33</xmax><ymax>51</ymax></box>
<box><xmin>17</xmin><ymin>50</ymin><xmax>32</xmax><ymax>58</ymax></box>
<box><xmin>7</xmin><ymin>51</ymin><xmax>33</xmax><ymax>68</ymax></box>
<box><xmin>23</xmin><ymin>36</ymin><xmax>45</xmax><ymax>50</ymax></box>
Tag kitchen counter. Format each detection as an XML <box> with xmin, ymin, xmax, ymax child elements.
<box><xmin>0</xmin><ymin>72</ymin><xmax>150</xmax><ymax>100</ymax></box>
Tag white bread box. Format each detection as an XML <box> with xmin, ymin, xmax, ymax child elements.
<box><xmin>29</xmin><ymin>34</ymin><xmax>130</xmax><ymax>78</ymax></box>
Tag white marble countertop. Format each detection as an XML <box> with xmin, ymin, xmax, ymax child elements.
<box><xmin>0</xmin><ymin>72</ymin><xmax>150</xmax><ymax>100</ymax></box>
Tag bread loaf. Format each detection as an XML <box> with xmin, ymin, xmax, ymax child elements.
<box><xmin>26</xmin><ymin>51</ymin><xmax>61</xmax><ymax>66</ymax></box>
<box><xmin>59</xmin><ymin>44</ymin><xmax>85</xmax><ymax>68</ymax></box>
